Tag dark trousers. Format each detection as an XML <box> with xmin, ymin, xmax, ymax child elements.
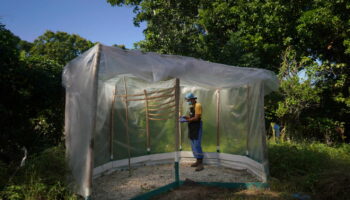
<box><xmin>190</xmin><ymin>121</ymin><xmax>203</xmax><ymax>159</ymax></box>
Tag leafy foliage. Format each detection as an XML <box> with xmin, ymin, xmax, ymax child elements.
<box><xmin>0</xmin><ymin>23</ymin><xmax>94</xmax><ymax>164</ymax></box>
<box><xmin>1</xmin><ymin>53</ymin><xmax>63</xmax><ymax>163</ymax></box>
<box><xmin>276</xmin><ymin>47</ymin><xmax>322</xmax><ymax>139</ymax></box>
<box><xmin>107</xmin><ymin>0</ymin><xmax>350</xmax><ymax>141</ymax></box>
<box><xmin>0</xmin><ymin>23</ymin><xmax>95</xmax><ymax>199</ymax></box>
<box><xmin>30</xmin><ymin>30</ymin><xmax>94</xmax><ymax>65</ymax></box>
<box><xmin>0</xmin><ymin>146</ymin><xmax>77</xmax><ymax>200</ymax></box>
<box><xmin>269</xmin><ymin>141</ymin><xmax>350</xmax><ymax>199</ymax></box>
<box><xmin>1</xmin><ymin>0</ymin><xmax>350</xmax><ymax>197</ymax></box>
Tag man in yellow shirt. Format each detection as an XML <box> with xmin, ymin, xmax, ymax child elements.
<box><xmin>184</xmin><ymin>93</ymin><xmax>204</xmax><ymax>171</ymax></box>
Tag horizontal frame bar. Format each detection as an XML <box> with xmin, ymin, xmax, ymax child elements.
<box><xmin>148</xmin><ymin>99</ymin><xmax>175</xmax><ymax>107</ymax></box>
<box><xmin>119</xmin><ymin>94</ymin><xmax>174</xmax><ymax>102</ymax></box>
<box><xmin>148</xmin><ymin>117</ymin><xmax>173</xmax><ymax>121</ymax></box>
<box><xmin>148</xmin><ymin>104</ymin><xmax>176</xmax><ymax>111</ymax></box>
<box><xmin>115</xmin><ymin>87</ymin><xmax>175</xmax><ymax>98</ymax></box>
<box><xmin>148</xmin><ymin>110</ymin><xmax>175</xmax><ymax>117</ymax></box>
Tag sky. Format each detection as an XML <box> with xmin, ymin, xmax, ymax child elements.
<box><xmin>0</xmin><ymin>0</ymin><xmax>146</xmax><ymax>49</ymax></box>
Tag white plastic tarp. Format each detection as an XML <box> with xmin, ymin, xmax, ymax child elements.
<box><xmin>63</xmin><ymin>44</ymin><xmax>278</xmax><ymax>197</ymax></box>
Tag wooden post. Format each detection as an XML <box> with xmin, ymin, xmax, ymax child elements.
<box><xmin>123</xmin><ymin>76</ymin><xmax>132</xmax><ymax>174</ymax></box>
<box><xmin>174</xmin><ymin>78</ymin><xmax>180</xmax><ymax>185</ymax></box>
<box><xmin>216</xmin><ymin>89</ymin><xmax>221</xmax><ymax>153</ymax></box>
<box><xmin>144</xmin><ymin>89</ymin><xmax>151</xmax><ymax>154</ymax></box>
<box><xmin>260</xmin><ymin>84</ymin><xmax>269</xmax><ymax>180</ymax></box>
<box><xmin>179</xmin><ymin>99</ymin><xmax>183</xmax><ymax>151</ymax></box>
<box><xmin>109</xmin><ymin>85</ymin><xmax>117</xmax><ymax>160</ymax></box>
<box><xmin>246</xmin><ymin>85</ymin><xmax>251</xmax><ymax>156</ymax></box>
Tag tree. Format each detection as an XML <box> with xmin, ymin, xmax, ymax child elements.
<box><xmin>296</xmin><ymin>1</ymin><xmax>350</xmax><ymax>142</ymax></box>
<box><xmin>0</xmin><ymin>23</ymin><xmax>21</xmax><ymax>67</ymax></box>
<box><xmin>108</xmin><ymin>0</ymin><xmax>350</xmax><ymax>142</ymax></box>
<box><xmin>30</xmin><ymin>30</ymin><xmax>95</xmax><ymax>65</ymax></box>
<box><xmin>0</xmin><ymin>26</ymin><xmax>96</xmax><ymax>165</ymax></box>
<box><xmin>107</xmin><ymin>0</ymin><xmax>314</xmax><ymax>71</ymax></box>
<box><xmin>276</xmin><ymin>47</ymin><xmax>322</xmax><ymax>140</ymax></box>
<box><xmin>0</xmin><ymin>23</ymin><xmax>24</xmax><ymax>163</ymax></box>
<box><xmin>1</xmin><ymin>49</ymin><xmax>63</xmax><ymax>165</ymax></box>
<box><xmin>112</xmin><ymin>44</ymin><xmax>127</xmax><ymax>49</ymax></box>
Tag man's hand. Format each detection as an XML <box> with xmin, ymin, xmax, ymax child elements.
<box><xmin>179</xmin><ymin>116</ymin><xmax>188</xmax><ymax>123</ymax></box>
<box><xmin>186</xmin><ymin>114</ymin><xmax>201</xmax><ymax>122</ymax></box>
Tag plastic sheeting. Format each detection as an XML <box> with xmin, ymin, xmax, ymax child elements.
<box><xmin>63</xmin><ymin>44</ymin><xmax>278</xmax><ymax>197</ymax></box>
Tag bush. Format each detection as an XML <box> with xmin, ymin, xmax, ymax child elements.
<box><xmin>0</xmin><ymin>161</ymin><xmax>8</xmax><ymax>188</ymax></box>
<box><xmin>0</xmin><ymin>146</ymin><xmax>77</xmax><ymax>200</ymax></box>
<box><xmin>268</xmin><ymin>141</ymin><xmax>350</xmax><ymax>199</ymax></box>
<box><xmin>24</xmin><ymin>145</ymin><xmax>69</xmax><ymax>185</ymax></box>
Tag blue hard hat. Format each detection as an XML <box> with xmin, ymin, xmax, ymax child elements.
<box><xmin>185</xmin><ymin>93</ymin><xmax>197</xmax><ymax>100</ymax></box>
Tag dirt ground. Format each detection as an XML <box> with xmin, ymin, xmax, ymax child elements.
<box><xmin>151</xmin><ymin>179</ymin><xmax>236</xmax><ymax>200</ymax></box>
<box><xmin>151</xmin><ymin>179</ymin><xmax>285</xmax><ymax>200</ymax></box>
<box><xmin>92</xmin><ymin>163</ymin><xmax>261</xmax><ymax>200</ymax></box>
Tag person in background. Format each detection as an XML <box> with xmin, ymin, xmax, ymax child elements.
<box><xmin>183</xmin><ymin>93</ymin><xmax>204</xmax><ymax>171</ymax></box>
<box><xmin>271</xmin><ymin>122</ymin><xmax>281</xmax><ymax>143</ymax></box>
<box><xmin>274</xmin><ymin>123</ymin><xmax>280</xmax><ymax>138</ymax></box>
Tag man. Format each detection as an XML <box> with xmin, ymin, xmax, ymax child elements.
<box><xmin>271</xmin><ymin>122</ymin><xmax>281</xmax><ymax>143</ymax></box>
<box><xmin>184</xmin><ymin>93</ymin><xmax>204</xmax><ymax>171</ymax></box>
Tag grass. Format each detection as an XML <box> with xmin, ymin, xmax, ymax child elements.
<box><xmin>199</xmin><ymin>141</ymin><xmax>350</xmax><ymax>200</ymax></box>
<box><xmin>266</xmin><ymin>141</ymin><xmax>350</xmax><ymax>199</ymax></box>
<box><xmin>214</xmin><ymin>188</ymin><xmax>291</xmax><ymax>200</ymax></box>
<box><xmin>150</xmin><ymin>141</ymin><xmax>350</xmax><ymax>200</ymax></box>
<box><xmin>0</xmin><ymin>145</ymin><xmax>78</xmax><ymax>200</ymax></box>
<box><xmin>1</xmin><ymin>141</ymin><xmax>349</xmax><ymax>199</ymax></box>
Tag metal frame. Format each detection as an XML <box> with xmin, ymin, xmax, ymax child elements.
<box><xmin>216</xmin><ymin>89</ymin><xmax>221</xmax><ymax>153</ymax></box>
<box><xmin>131</xmin><ymin>181</ymin><xmax>268</xmax><ymax>200</ymax></box>
<box><xmin>72</xmin><ymin>45</ymin><xmax>271</xmax><ymax>200</ymax></box>
<box><xmin>109</xmin><ymin>85</ymin><xmax>117</xmax><ymax>160</ymax></box>
<box><xmin>90</xmin><ymin>77</ymin><xmax>269</xmax><ymax>200</ymax></box>
<box><xmin>93</xmin><ymin>151</ymin><xmax>267</xmax><ymax>182</ymax></box>
<box><xmin>123</xmin><ymin>76</ymin><xmax>132</xmax><ymax>173</ymax></box>
<box><xmin>246</xmin><ymin>85</ymin><xmax>251</xmax><ymax>156</ymax></box>
<box><xmin>109</xmin><ymin>78</ymin><xmax>180</xmax><ymax>183</ymax></box>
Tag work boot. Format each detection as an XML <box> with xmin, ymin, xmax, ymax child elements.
<box><xmin>195</xmin><ymin>159</ymin><xmax>204</xmax><ymax>171</ymax></box>
<box><xmin>191</xmin><ymin>159</ymin><xmax>199</xmax><ymax>167</ymax></box>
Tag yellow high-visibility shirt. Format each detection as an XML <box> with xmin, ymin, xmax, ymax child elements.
<box><xmin>195</xmin><ymin>103</ymin><xmax>202</xmax><ymax>115</ymax></box>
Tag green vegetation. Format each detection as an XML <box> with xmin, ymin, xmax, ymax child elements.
<box><xmin>1</xmin><ymin>0</ymin><xmax>350</xmax><ymax>198</ymax></box>
<box><xmin>0</xmin><ymin>146</ymin><xmax>77</xmax><ymax>200</ymax></box>
<box><xmin>0</xmin><ymin>23</ymin><xmax>92</xmax><ymax>200</ymax></box>
<box><xmin>0</xmin><ymin>24</ymin><xmax>94</xmax><ymax>165</ymax></box>
<box><xmin>153</xmin><ymin>141</ymin><xmax>350</xmax><ymax>200</ymax></box>
<box><xmin>268</xmin><ymin>141</ymin><xmax>350</xmax><ymax>199</ymax></box>
<box><xmin>109</xmin><ymin>0</ymin><xmax>350</xmax><ymax>142</ymax></box>
<box><xmin>30</xmin><ymin>31</ymin><xmax>94</xmax><ymax>65</ymax></box>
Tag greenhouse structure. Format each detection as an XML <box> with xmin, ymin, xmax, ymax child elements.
<box><xmin>62</xmin><ymin>44</ymin><xmax>279</xmax><ymax>199</ymax></box>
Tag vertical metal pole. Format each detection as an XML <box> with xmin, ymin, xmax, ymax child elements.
<box><xmin>216</xmin><ymin>89</ymin><xmax>221</xmax><ymax>153</ymax></box>
<box><xmin>174</xmin><ymin>78</ymin><xmax>180</xmax><ymax>185</ymax></box>
<box><xmin>179</xmin><ymin>99</ymin><xmax>183</xmax><ymax>151</ymax></box>
<box><xmin>109</xmin><ymin>86</ymin><xmax>117</xmax><ymax>160</ymax></box>
<box><xmin>123</xmin><ymin>76</ymin><xmax>132</xmax><ymax>174</ymax></box>
<box><xmin>246</xmin><ymin>85</ymin><xmax>251</xmax><ymax>156</ymax></box>
<box><xmin>260</xmin><ymin>83</ymin><xmax>269</xmax><ymax>181</ymax></box>
<box><xmin>144</xmin><ymin>89</ymin><xmax>151</xmax><ymax>154</ymax></box>
<box><xmin>87</xmin><ymin>43</ymin><xmax>101</xmax><ymax>199</ymax></box>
